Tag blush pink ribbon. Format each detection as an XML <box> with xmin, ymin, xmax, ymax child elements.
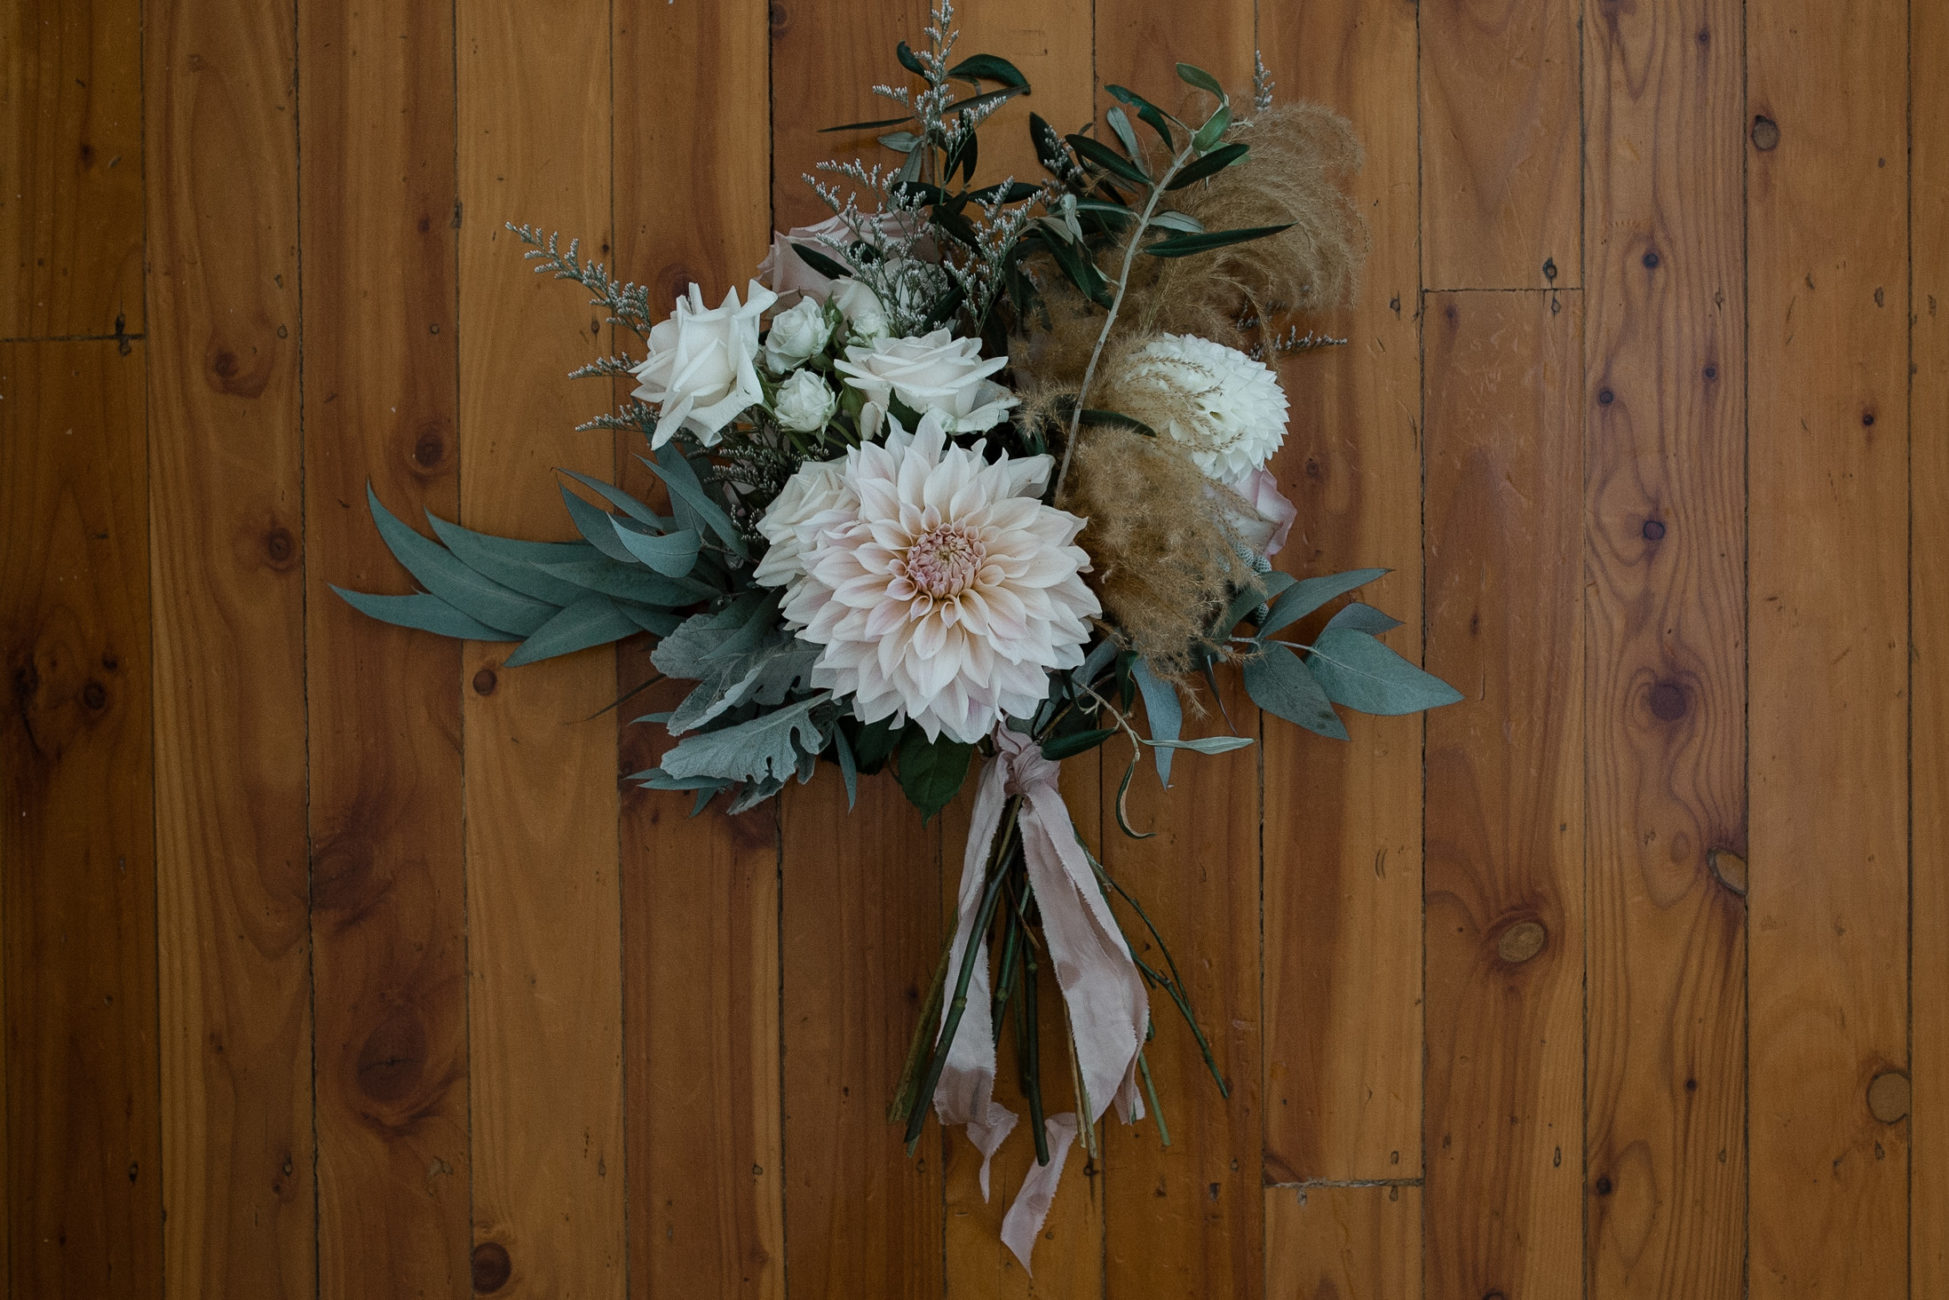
<box><xmin>933</xmin><ymin>726</ymin><xmax>1149</xmax><ymax>1272</ymax></box>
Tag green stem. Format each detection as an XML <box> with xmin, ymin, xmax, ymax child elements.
<box><xmin>1019</xmin><ymin>928</ymin><xmax>1051</xmax><ymax>1165</ymax></box>
<box><xmin>1089</xmin><ymin>851</ymin><xmax>1230</xmax><ymax>1099</ymax></box>
<box><xmin>1051</xmin><ymin>143</ymin><xmax>1197</xmax><ymax>504</ymax></box>
<box><xmin>1137</xmin><ymin>1047</ymin><xmax>1169</xmax><ymax>1147</ymax></box>
<box><xmin>904</xmin><ymin>797</ymin><xmax>1023</xmax><ymax>1149</ymax></box>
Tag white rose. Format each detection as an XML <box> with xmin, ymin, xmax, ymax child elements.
<box><xmin>752</xmin><ymin>456</ymin><xmax>854</xmax><ymax>589</ymax></box>
<box><xmin>762</xmin><ymin>297</ymin><xmax>833</xmax><ymax>373</ymax></box>
<box><xmin>829</xmin><ymin>279</ymin><xmax>890</xmax><ymax>341</ymax></box>
<box><xmin>833</xmin><ymin>327</ymin><xmax>1017</xmax><ymax>432</ymax></box>
<box><xmin>632</xmin><ymin>280</ymin><xmax>778</xmax><ymax>448</ymax></box>
<box><xmin>772</xmin><ymin>369</ymin><xmax>838</xmax><ymax>433</ymax></box>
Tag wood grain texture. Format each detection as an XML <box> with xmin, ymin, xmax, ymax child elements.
<box><xmin>1259</xmin><ymin>0</ymin><xmax>1426</xmax><ymax>1186</ymax></box>
<box><xmin>1264</xmin><ymin>1183</ymin><xmax>1420</xmax><ymax>1299</ymax></box>
<box><xmin>1580</xmin><ymin>0</ymin><xmax>1746</xmax><ymax>1295</ymax></box>
<box><xmin>298</xmin><ymin>1</ymin><xmax>471</xmax><ymax>1295</ymax></box>
<box><xmin>779</xmin><ymin>771</ymin><xmax>944</xmax><ymax>1297</ymax></box>
<box><xmin>611</xmin><ymin>3</ymin><xmax>785</xmax><ymax>1296</ymax></box>
<box><xmin>1093</xmin><ymin>12</ymin><xmax>1265</xmax><ymax>1297</ymax></box>
<box><xmin>1</xmin><ymin>340</ymin><xmax>159</xmax><ymax>1298</ymax></box>
<box><xmin>1423</xmin><ymin>290</ymin><xmax>1585</xmax><ymax>1300</ymax></box>
<box><xmin>144</xmin><ymin>0</ymin><xmax>316</xmax><ymax>1290</ymax></box>
<box><xmin>1913</xmin><ymin>2</ymin><xmax>1949</xmax><ymax>1291</ymax></box>
<box><xmin>1</xmin><ymin>0</ymin><xmax>144</xmax><ymax>336</ymax></box>
<box><xmin>948</xmin><ymin>0</ymin><xmax>1093</xmax><ymax>187</ymax></box>
<box><xmin>456</xmin><ymin>2</ymin><xmax>625</xmax><ymax>1296</ymax></box>
<box><xmin>1420</xmin><ymin>0</ymin><xmax>1581</xmax><ymax>289</ymax></box>
<box><xmin>1745</xmin><ymin>4</ymin><xmax>1910</xmax><ymax>1295</ymax></box>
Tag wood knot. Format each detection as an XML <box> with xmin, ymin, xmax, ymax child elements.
<box><xmin>768</xmin><ymin>1</ymin><xmax>789</xmax><ymax>33</ymax></box>
<box><xmin>81</xmin><ymin>680</ymin><xmax>107</xmax><ymax>711</ymax></box>
<box><xmin>1642</xmin><ymin>250</ymin><xmax>1661</xmax><ymax>269</ymax></box>
<box><xmin>1703</xmin><ymin>364</ymin><xmax>1719</xmax><ymax>381</ymax></box>
<box><xmin>1541</xmin><ymin>257</ymin><xmax>1557</xmax><ymax>282</ymax></box>
<box><xmin>205</xmin><ymin>335</ymin><xmax>273</xmax><ymax>397</ymax></box>
<box><xmin>412</xmin><ymin>426</ymin><xmax>450</xmax><ymax>472</ymax></box>
<box><xmin>1751</xmin><ymin>115</ymin><xmax>1781</xmax><ymax>151</ymax></box>
<box><xmin>1706</xmin><ymin>847</ymin><xmax>1748</xmax><ymax>895</ymax></box>
<box><xmin>1867</xmin><ymin>1069</ymin><xmax>1910</xmax><ymax>1123</ymax></box>
<box><xmin>1594</xmin><ymin>1174</ymin><xmax>1614</xmax><ymax>1196</ymax></box>
<box><xmin>472</xmin><ymin>667</ymin><xmax>498</xmax><ymax>696</ymax></box>
<box><xmin>264</xmin><ymin>527</ymin><xmax>297</xmax><ymax>568</ymax></box>
<box><xmin>1647</xmin><ymin>680</ymin><xmax>1688</xmax><ymax>721</ymax></box>
<box><xmin>356</xmin><ymin>1010</ymin><xmax>427</xmax><ymax>1103</ymax></box>
<box><xmin>1642</xmin><ymin>518</ymin><xmax>1666</xmax><ymax>541</ymax></box>
<box><xmin>1496</xmin><ymin>919</ymin><xmax>1547</xmax><ymax>964</ymax></box>
<box><xmin>658</xmin><ymin>263</ymin><xmax>699</xmax><ymax>306</ymax></box>
<box><xmin>1597</xmin><ymin>387</ymin><xmax>1615</xmax><ymax>406</ymax></box>
<box><xmin>471</xmin><ymin>1242</ymin><xmax>512</xmax><ymax>1293</ymax></box>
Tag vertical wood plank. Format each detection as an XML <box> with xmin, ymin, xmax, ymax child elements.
<box><xmin>1093</xmin><ymin>12</ymin><xmax>1263</xmax><ymax>1298</ymax></box>
<box><xmin>1</xmin><ymin>340</ymin><xmax>159</xmax><ymax>1298</ymax></box>
<box><xmin>949</xmin><ymin>0</ymin><xmax>1094</xmax><ymax>187</ymax></box>
<box><xmin>298</xmin><ymin>1</ymin><xmax>471</xmax><ymax>1295</ymax></box>
<box><xmin>1422</xmin><ymin>290</ymin><xmax>1584</xmax><ymax>1300</ymax></box>
<box><xmin>145</xmin><ymin>0</ymin><xmax>315</xmax><ymax>1289</ymax></box>
<box><xmin>769</xmin><ymin>2</ymin><xmax>944</xmax><ymax>1295</ymax></box>
<box><xmin>1419</xmin><ymin>0</ymin><xmax>1580</xmax><ymax>290</ymax></box>
<box><xmin>611</xmin><ymin>7</ymin><xmax>785</xmax><ymax>1296</ymax></box>
<box><xmin>456</xmin><ymin>2</ymin><xmax>624</xmax><ymax>1295</ymax></box>
<box><xmin>1</xmin><ymin>0</ymin><xmax>144</xmax><ymax>336</ymax></box>
<box><xmin>778</xmin><ymin>772</ymin><xmax>944</xmax><ymax>1297</ymax></box>
<box><xmin>1264</xmin><ymin>1183</ymin><xmax>1421</xmax><ymax>1299</ymax></box>
<box><xmin>1258</xmin><ymin>0</ymin><xmax>1426</xmax><ymax>1186</ymax></box>
<box><xmin>1913</xmin><ymin>0</ymin><xmax>1949</xmax><ymax>1290</ymax></box>
<box><xmin>1582</xmin><ymin>0</ymin><xmax>1747</xmax><ymax>1294</ymax></box>
<box><xmin>1746</xmin><ymin>3</ymin><xmax>1910</xmax><ymax>1295</ymax></box>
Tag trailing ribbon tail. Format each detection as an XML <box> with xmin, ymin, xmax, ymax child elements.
<box><xmin>933</xmin><ymin>726</ymin><xmax>1150</xmax><ymax>1273</ymax></box>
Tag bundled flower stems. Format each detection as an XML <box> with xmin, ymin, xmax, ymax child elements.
<box><xmin>341</xmin><ymin>4</ymin><xmax>1459</xmax><ymax>1268</ymax></box>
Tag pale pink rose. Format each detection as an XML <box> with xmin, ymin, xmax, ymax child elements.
<box><xmin>1223</xmin><ymin>466</ymin><xmax>1298</xmax><ymax>558</ymax></box>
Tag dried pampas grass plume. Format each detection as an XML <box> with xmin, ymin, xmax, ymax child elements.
<box><xmin>1060</xmin><ymin>422</ymin><xmax>1254</xmax><ymax>676</ymax></box>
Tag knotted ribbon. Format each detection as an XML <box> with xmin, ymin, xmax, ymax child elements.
<box><xmin>933</xmin><ymin>726</ymin><xmax>1149</xmax><ymax>1271</ymax></box>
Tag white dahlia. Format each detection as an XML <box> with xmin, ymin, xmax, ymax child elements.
<box><xmin>760</xmin><ymin>413</ymin><xmax>1098</xmax><ymax>743</ymax></box>
<box><xmin>1122</xmin><ymin>333</ymin><xmax>1290</xmax><ymax>480</ymax></box>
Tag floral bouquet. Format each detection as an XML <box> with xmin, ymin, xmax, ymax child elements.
<box><xmin>341</xmin><ymin>4</ymin><xmax>1458</xmax><ymax>1268</ymax></box>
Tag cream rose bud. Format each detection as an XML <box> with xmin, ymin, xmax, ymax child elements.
<box><xmin>632</xmin><ymin>280</ymin><xmax>778</xmax><ymax>448</ymax></box>
<box><xmin>762</xmin><ymin>298</ymin><xmax>832</xmax><ymax>373</ymax></box>
<box><xmin>829</xmin><ymin>279</ymin><xmax>890</xmax><ymax>341</ymax></box>
<box><xmin>833</xmin><ymin>327</ymin><xmax>1017</xmax><ymax>432</ymax></box>
<box><xmin>772</xmin><ymin>369</ymin><xmax>837</xmax><ymax>433</ymax></box>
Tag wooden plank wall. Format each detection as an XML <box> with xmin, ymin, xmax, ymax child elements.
<box><xmin>0</xmin><ymin>0</ymin><xmax>1939</xmax><ymax>1296</ymax></box>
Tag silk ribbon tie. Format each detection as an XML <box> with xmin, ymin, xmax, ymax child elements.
<box><xmin>932</xmin><ymin>725</ymin><xmax>1149</xmax><ymax>1271</ymax></box>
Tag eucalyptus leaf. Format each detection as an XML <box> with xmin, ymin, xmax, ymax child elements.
<box><xmin>1242</xmin><ymin>642</ymin><xmax>1349</xmax><ymax>740</ymax></box>
<box><xmin>331</xmin><ymin>588</ymin><xmax>514</xmax><ymax>641</ymax></box>
<box><xmin>365</xmin><ymin>485</ymin><xmax>553</xmax><ymax>636</ymax></box>
<box><xmin>1106</xmin><ymin>105</ymin><xmax>1146</xmax><ymax>171</ymax></box>
<box><xmin>610</xmin><ymin>518</ymin><xmax>703</xmax><ymax>577</ymax></box>
<box><xmin>1304</xmin><ymin>628</ymin><xmax>1464</xmax><ymax>716</ymax></box>
<box><xmin>423</xmin><ymin>515</ymin><xmax>595</xmax><ymax>605</ymax></box>
<box><xmin>505</xmin><ymin>593</ymin><xmax>643</xmax><ymax>667</ymax></box>
<box><xmin>538</xmin><ymin>557</ymin><xmax>713</xmax><ymax>607</ymax></box>
<box><xmin>636</xmin><ymin>449</ymin><xmax>749</xmax><ymax>558</ymax></box>
<box><xmin>1113</xmin><ymin>750</ymin><xmax>1156</xmax><ymax>840</ymax></box>
<box><xmin>559</xmin><ymin>485</ymin><xmax>642</xmax><ymax>564</ymax></box>
<box><xmin>1175</xmin><ymin>62</ymin><xmax>1228</xmax><ymax>102</ymax></box>
<box><xmin>1145</xmin><ymin>735</ymin><xmax>1256</xmax><ymax>754</ymax></box>
<box><xmin>832</xmin><ymin>725</ymin><xmax>860</xmax><ymax>810</ymax></box>
<box><xmin>1258</xmin><ymin>567</ymin><xmax>1389</xmax><ymax>639</ymax></box>
<box><xmin>1324</xmin><ymin>602</ymin><xmax>1405</xmax><ymax>635</ymax></box>
<box><xmin>1192</xmin><ymin>103</ymin><xmax>1232</xmax><ymax>153</ymax></box>
<box><xmin>556</xmin><ymin>468</ymin><xmax>666</xmax><ymax>530</ymax></box>
<box><xmin>1131</xmin><ymin>658</ymin><xmax>1183</xmax><ymax>787</ymax></box>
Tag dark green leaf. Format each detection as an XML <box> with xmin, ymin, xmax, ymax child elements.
<box><xmin>947</xmin><ymin>53</ymin><xmax>1028</xmax><ymax>88</ymax></box>
<box><xmin>831</xmin><ymin>726</ymin><xmax>860</xmax><ymax>809</ymax></box>
<box><xmin>789</xmin><ymin>241</ymin><xmax>852</xmax><ymax>282</ymax></box>
<box><xmin>946</xmin><ymin>84</ymin><xmax>1028</xmax><ymax>116</ymax></box>
<box><xmin>1065</xmin><ymin>132</ymin><xmax>1150</xmax><ymax>185</ymax></box>
<box><xmin>1029</xmin><ymin>111</ymin><xmax>1072</xmax><ymax>176</ymax></box>
<box><xmin>1041</xmin><ymin>727</ymin><xmax>1117</xmax><ymax>760</ymax></box>
<box><xmin>1242</xmin><ymin>642</ymin><xmax>1348</xmax><ymax>740</ymax></box>
<box><xmin>1175</xmin><ymin>62</ymin><xmax>1228</xmax><ymax>101</ymax></box>
<box><xmin>505</xmin><ymin>593</ymin><xmax>643</xmax><ymax>666</ymax></box>
<box><xmin>967</xmin><ymin>180</ymin><xmax>1043</xmax><ymax>205</ymax></box>
<box><xmin>819</xmin><ymin>112</ymin><xmax>917</xmax><ymax>134</ymax></box>
<box><xmin>1104</xmin><ymin>85</ymin><xmax>1179</xmax><ymax>150</ymax></box>
<box><xmin>1149</xmin><ymin>210</ymin><xmax>1205</xmax><ymax>234</ymax></box>
<box><xmin>845</xmin><ymin>716</ymin><xmax>904</xmax><ymax>773</ymax></box>
<box><xmin>1257</xmin><ymin>567</ymin><xmax>1388</xmax><ymax>639</ymax></box>
<box><xmin>1304</xmin><ymin>629</ymin><xmax>1464</xmax><ymax>715</ymax></box>
<box><xmin>1144</xmin><ymin>222</ymin><xmax>1294</xmax><ymax>257</ymax></box>
<box><xmin>896</xmin><ymin>40</ymin><xmax>926</xmax><ymax>74</ymax></box>
<box><xmin>878</xmin><ymin>130</ymin><xmax>922</xmax><ymax>153</ymax></box>
<box><xmin>1167</xmin><ymin>141</ymin><xmax>1248</xmax><ymax>189</ymax></box>
<box><xmin>332</xmin><ymin>588</ymin><xmax>514</xmax><ymax>641</ymax></box>
<box><xmin>897</xmin><ymin>736</ymin><xmax>975</xmax><ymax>821</ymax></box>
<box><xmin>614</xmin><ymin>602</ymin><xmax>682</xmax><ymax>637</ymax></box>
